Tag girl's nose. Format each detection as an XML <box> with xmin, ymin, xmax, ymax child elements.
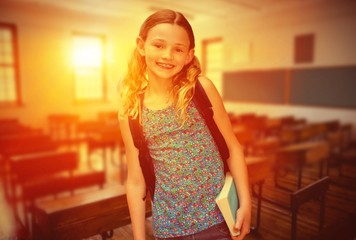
<box><xmin>162</xmin><ymin>48</ymin><xmax>173</xmax><ymax>60</ymax></box>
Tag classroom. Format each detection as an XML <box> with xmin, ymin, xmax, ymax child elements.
<box><xmin>0</xmin><ymin>0</ymin><xmax>355</xmax><ymax>239</ymax></box>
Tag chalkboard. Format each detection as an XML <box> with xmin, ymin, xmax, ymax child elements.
<box><xmin>222</xmin><ymin>66</ymin><xmax>356</xmax><ymax>109</ymax></box>
<box><xmin>290</xmin><ymin>66</ymin><xmax>356</xmax><ymax>108</ymax></box>
<box><xmin>223</xmin><ymin>69</ymin><xmax>286</xmax><ymax>103</ymax></box>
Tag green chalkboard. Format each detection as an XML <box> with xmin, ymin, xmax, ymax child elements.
<box><xmin>290</xmin><ymin>66</ymin><xmax>356</xmax><ymax>108</ymax></box>
<box><xmin>222</xmin><ymin>69</ymin><xmax>286</xmax><ymax>103</ymax></box>
<box><xmin>222</xmin><ymin>66</ymin><xmax>356</xmax><ymax>109</ymax></box>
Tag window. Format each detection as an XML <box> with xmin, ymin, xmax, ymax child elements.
<box><xmin>202</xmin><ymin>38</ymin><xmax>223</xmax><ymax>94</ymax></box>
<box><xmin>72</xmin><ymin>33</ymin><xmax>106</xmax><ymax>101</ymax></box>
<box><xmin>0</xmin><ymin>23</ymin><xmax>21</xmax><ymax>106</ymax></box>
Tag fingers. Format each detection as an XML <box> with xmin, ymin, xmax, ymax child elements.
<box><xmin>231</xmin><ymin>225</ymin><xmax>250</xmax><ymax>240</ymax></box>
<box><xmin>233</xmin><ymin>211</ymin><xmax>243</xmax><ymax>234</ymax></box>
<box><xmin>232</xmin><ymin>209</ymin><xmax>251</xmax><ymax>240</ymax></box>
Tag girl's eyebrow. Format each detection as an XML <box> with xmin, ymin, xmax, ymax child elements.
<box><xmin>151</xmin><ymin>38</ymin><xmax>165</xmax><ymax>42</ymax></box>
<box><xmin>175</xmin><ymin>43</ymin><xmax>188</xmax><ymax>47</ymax></box>
<box><xmin>151</xmin><ymin>38</ymin><xmax>188</xmax><ymax>47</ymax></box>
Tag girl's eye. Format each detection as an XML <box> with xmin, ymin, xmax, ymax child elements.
<box><xmin>176</xmin><ymin>48</ymin><xmax>183</xmax><ymax>53</ymax></box>
<box><xmin>153</xmin><ymin>44</ymin><xmax>163</xmax><ymax>48</ymax></box>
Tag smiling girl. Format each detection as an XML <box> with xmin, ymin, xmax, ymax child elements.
<box><xmin>118</xmin><ymin>9</ymin><xmax>251</xmax><ymax>240</ymax></box>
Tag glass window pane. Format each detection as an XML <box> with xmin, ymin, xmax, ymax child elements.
<box><xmin>0</xmin><ymin>67</ymin><xmax>5</xmax><ymax>80</ymax></box>
<box><xmin>3</xmin><ymin>53</ymin><xmax>13</xmax><ymax>64</ymax></box>
<box><xmin>5</xmin><ymin>67</ymin><xmax>15</xmax><ymax>81</ymax></box>
<box><xmin>0</xmin><ymin>25</ymin><xmax>19</xmax><ymax>104</ymax></box>
<box><xmin>4</xmin><ymin>42</ymin><xmax>13</xmax><ymax>54</ymax></box>
<box><xmin>6</xmin><ymin>79</ymin><xmax>16</xmax><ymax>101</ymax></box>
<box><xmin>73</xmin><ymin>36</ymin><xmax>102</xmax><ymax>67</ymax></box>
<box><xmin>73</xmin><ymin>34</ymin><xmax>104</xmax><ymax>101</ymax></box>
<box><xmin>2</xmin><ymin>29</ymin><xmax>12</xmax><ymax>41</ymax></box>
<box><xmin>0</xmin><ymin>87</ymin><xmax>5</xmax><ymax>101</ymax></box>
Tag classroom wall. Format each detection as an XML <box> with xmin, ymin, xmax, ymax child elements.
<box><xmin>214</xmin><ymin>0</ymin><xmax>356</xmax><ymax>129</ymax></box>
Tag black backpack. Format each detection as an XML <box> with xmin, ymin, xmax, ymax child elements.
<box><xmin>128</xmin><ymin>80</ymin><xmax>230</xmax><ymax>199</ymax></box>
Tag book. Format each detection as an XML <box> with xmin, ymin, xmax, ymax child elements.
<box><xmin>215</xmin><ymin>172</ymin><xmax>241</xmax><ymax>236</ymax></box>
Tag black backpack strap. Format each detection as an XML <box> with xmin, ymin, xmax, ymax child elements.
<box><xmin>193</xmin><ymin>80</ymin><xmax>230</xmax><ymax>173</ymax></box>
<box><xmin>128</xmin><ymin>94</ymin><xmax>145</xmax><ymax>150</ymax></box>
<box><xmin>128</xmin><ymin>95</ymin><xmax>155</xmax><ymax>200</ymax></box>
<box><xmin>128</xmin><ymin>116</ymin><xmax>142</xmax><ymax>149</ymax></box>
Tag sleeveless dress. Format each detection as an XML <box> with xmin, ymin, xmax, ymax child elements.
<box><xmin>141</xmin><ymin>101</ymin><xmax>225</xmax><ymax>238</ymax></box>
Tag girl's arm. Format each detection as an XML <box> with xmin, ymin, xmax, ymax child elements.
<box><xmin>199</xmin><ymin>76</ymin><xmax>251</xmax><ymax>239</ymax></box>
<box><xmin>119</xmin><ymin>116</ymin><xmax>147</xmax><ymax>240</ymax></box>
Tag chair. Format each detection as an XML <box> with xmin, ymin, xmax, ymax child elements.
<box><xmin>249</xmin><ymin>137</ymin><xmax>280</xmax><ymax>156</ymax></box>
<box><xmin>336</xmin><ymin>124</ymin><xmax>356</xmax><ymax>178</ymax></box>
<box><xmin>234</xmin><ymin>128</ymin><xmax>256</xmax><ymax>156</ymax></box>
<box><xmin>325</xmin><ymin>123</ymin><xmax>356</xmax><ymax>179</ymax></box>
<box><xmin>48</xmin><ymin>114</ymin><xmax>79</xmax><ymax>145</ymax></box>
<box><xmin>0</xmin><ymin>118</ymin><xmax>42</xmax><ymax>137</ymax></box>
<box><xmin>290</xmin><ymin>176</ymin><xmax>330</xmax><ymax>240</ymax></box>
<box><xmin>0</xmin><ymin>134</ymin><xmax>58</xmax><ymax>201</ymax></box>
<box><xmin>278</xmin><ymin>128</ymin><xmax>299</xmax><ymax>146</ymax></box>
<box><xmin>274</xmin><ymin>141</ymin><xmax>329</xmax><ymax>191</ymax></box>
<box><xmin>259</xmin><ymin>176</ymin><xmax>330</xmax><ymax>240</ymax></box>
<box><xmin>98</xmin><ymin>111</ymin><xmax>118</xmax><ymax>127</ymax></box>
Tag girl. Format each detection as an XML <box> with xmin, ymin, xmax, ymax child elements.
<box><xmin>118</xmin><ymin>9</ymin><xmax>251</xmax><ymax>240</ymax></box>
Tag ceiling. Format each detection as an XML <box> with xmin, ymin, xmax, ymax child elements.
<box><xmin>6</xmin><ymin>0</ymin><xmax>324</xmax><ymax>23</ymax></box>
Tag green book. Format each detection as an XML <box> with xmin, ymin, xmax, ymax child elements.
<box><xmin>215</xmin><ymin>172</ymin><xmax>240</xmax><ymax>236</ymax></box>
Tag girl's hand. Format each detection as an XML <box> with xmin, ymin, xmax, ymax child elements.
<box><xmin>231</xmin><ymin>205</ymin><xmax>251</xmax><ymax>240</ymax></box>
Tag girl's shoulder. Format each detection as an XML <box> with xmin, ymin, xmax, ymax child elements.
<box><xmin>197</xmin><ymin>75</ymin><xmax>218</xmax><ymax>97</ymax></box>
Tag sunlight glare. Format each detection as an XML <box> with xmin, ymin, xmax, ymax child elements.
<box><xmin>73</xmin><ymin>37</ymin><xmax>102</xmax><ymax>67</ymax></box>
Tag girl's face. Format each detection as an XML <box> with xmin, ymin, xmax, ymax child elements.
<box><xmin>137</xmin><ymin>23</ymin><xmax>194</xmax><ymax>82</ymax></box>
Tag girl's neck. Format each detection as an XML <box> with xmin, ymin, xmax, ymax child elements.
<box><xmin>145</xmin><ymin>73</ymin><xmax>173</xmax><ymax>96</ymax></box>
<box><xmin>144</xmin><ymin>73</ymin><xmax>173</xmax><ymax>110</ymax></box>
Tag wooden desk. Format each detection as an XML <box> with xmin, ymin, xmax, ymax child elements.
<box><xmin>86</xmin><ymin>128</ymin><xmax>124</xmax><ymax>177</ymax></box>
<box><xmin>246</xmin><ymin>155</ymin><xmax>275</xmax><ymax>233</ymax></box>
<box><xmin>32</xmin><ymin>185</ymin><xmax>152</xmax><ymax>240</ymax></box>
<box><xmin>247</xmin><ymin>155</ymin><xmax>275</xmax><ymax>184</ymax></box>
<box><xmin>276</xmin><ymin>141</ymin><xmax>330</xmax><ymax>190</ymax></box>
<box><xmin>7</xmin><ymin>148</ymin><xmax>106</xmax><ymax>230</ymax></box>
<box><xmin>8</xmin><ymin>150</ymin><xmax>79</xmax><ymax>227</ymax></box>
<box><xmin>249</xmin><ymin>137</ymin><xmax>280</xmax><ymax>156</ymax></box>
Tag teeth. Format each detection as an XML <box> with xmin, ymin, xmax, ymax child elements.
<box><xmin>157</xmin><ymin>63</ymin><xmax>174</xmax><ymax>68</ymax></box>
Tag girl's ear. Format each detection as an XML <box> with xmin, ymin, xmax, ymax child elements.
<box><xmin>185</xmin><ymin>49</ymin><xmax>195</xmax><ymax>65</ymax></box>
<box><xmin>136</xmin><ymin>37</ymin><xmax>145</xmax><ymax>56</ymax></box>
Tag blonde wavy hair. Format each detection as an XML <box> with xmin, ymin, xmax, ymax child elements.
<box><xmin>118</xmin><ymin>9</ymin><xmax>201</xmax><ymax>125</ymax></box>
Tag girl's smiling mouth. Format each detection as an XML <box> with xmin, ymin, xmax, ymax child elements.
<box><xmin>157</xmin><ymin>62</ymin><xmax>175</xmax><ymax>69</ymax></box>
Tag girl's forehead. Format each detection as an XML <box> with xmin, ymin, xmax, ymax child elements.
<box><xmin>146</xmin><ymin>23</ymin><xmax>190</xmax><ymax>46</ymax></box>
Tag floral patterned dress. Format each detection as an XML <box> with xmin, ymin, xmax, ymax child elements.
<box><xmin>142</xmin><ymin>101</ymin><xmax>225</xmax><ymax>238</ymax></box>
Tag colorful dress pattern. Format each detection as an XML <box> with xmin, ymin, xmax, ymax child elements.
<box><xmin>142</xmin><ymin>101</ymin><xmax>225</xmax><ymax>238</ymax></box>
